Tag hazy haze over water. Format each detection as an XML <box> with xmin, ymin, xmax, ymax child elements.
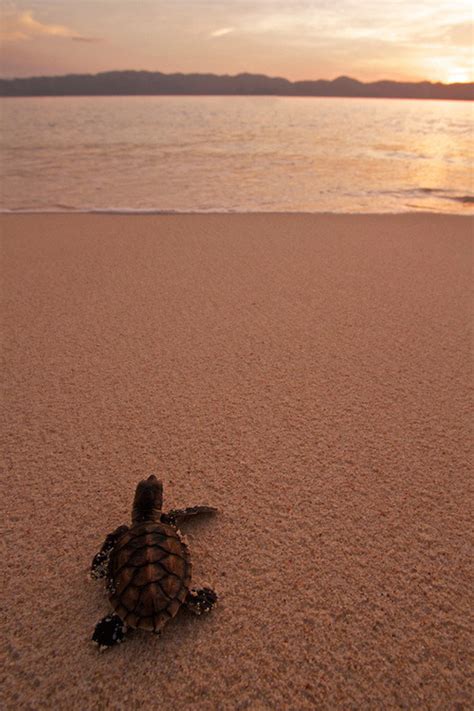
<box><xmin>1</xmin><ymin>96</ymin><xmax>472</xmax><ymax>213</ymax></box>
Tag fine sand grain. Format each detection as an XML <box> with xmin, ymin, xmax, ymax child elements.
<box><xmin>1</xmin><ymin>213</ymin><xmax>472</xmax><ymax>710</ymax></box>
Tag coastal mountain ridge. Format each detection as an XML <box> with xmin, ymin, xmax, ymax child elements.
<box><xmin>0</xmin><ymin>70</ymin><xmax>472</xmax><ymax>100</ymax></box>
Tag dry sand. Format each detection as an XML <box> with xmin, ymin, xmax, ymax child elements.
<box><xmin>1</xmin><ymin>213</ymin><xmax>472</xmax><ymax>710</ymax></box>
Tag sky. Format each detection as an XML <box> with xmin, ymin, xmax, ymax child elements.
<box><xmin>0</xmin><ymin>0</ymin><xmax>472</xmax><ymax>83</ymax></box>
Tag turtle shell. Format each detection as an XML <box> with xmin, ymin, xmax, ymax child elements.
<box><xmin>107</xmin><ymin>521</ymin><xmax>191</xmax><ymax>633</ymax></box>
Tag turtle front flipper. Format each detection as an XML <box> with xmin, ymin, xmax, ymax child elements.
<box><xmin>90</xmin><ymin>525</ymin><xmax>129</xmax><ymax>579</ymax></box>
<box><xmin>92</xmin><ymin>614</ymin><xmax>127</xmax><ymax>650</ymax></box>
<box><xmin>185</xmin><ymin>587</ymin><xmax>218</xmax><ymax>615</ymax></box>
<box><xmin>161</xmin><ymin>506</ymin><xmax>217</xmax><ymax>527</ymax></box>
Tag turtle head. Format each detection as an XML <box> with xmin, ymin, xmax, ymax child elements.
<box><xmin>132</xmin><ymin>475</ymin><xmax>163</xmax><ymax>523</ymax></box>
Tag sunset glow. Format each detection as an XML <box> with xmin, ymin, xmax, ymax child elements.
<box><xmin>0</xmin><ymin>0</ymin><xmax>472</xmax><ymax>83</ymax></box>
<box><xmin>446</xmin><ymin>68</ymin><xmax>472</xmax><ymax>84</ymax></box>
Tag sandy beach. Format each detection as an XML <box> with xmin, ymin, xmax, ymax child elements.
<box><xmin>1</xmin><ymin>213</ymin><xmax>472</xmax><ymax>710</ymax></box>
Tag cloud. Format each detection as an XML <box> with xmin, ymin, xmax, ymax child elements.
<box><xmin>0</xmin><ymin>10</ymin><xmax>99</xmax><ymax>43</ymax></box>
<box><xmin>210</xmin><ymin>27</ymin><xmax>235</xmax><ymax>38</ymax></box>
<box><xmin>71</xmin><ymin>36</ymin><xmax>102</xmax><ymax>44</ymax></box>
<box><xmin>405</xmin><ymin>21</ymin><xmax>473</xmax><ymax>52</ymax></box>
<box><xmin>443</xmin><ymin>22</ymin><xmax>473</xmax><ymax>47</ymax></box>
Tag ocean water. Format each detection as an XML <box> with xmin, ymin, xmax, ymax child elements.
<box><xmin>0</xmin><ymin>95</ymin><xmax>472</xmax><ymax>213</ymax></box>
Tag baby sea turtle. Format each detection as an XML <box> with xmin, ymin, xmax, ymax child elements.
<box><xmin>91</xmin><ymin>475</ymin><xmax>218</xmax><ymax>649</ymax></box>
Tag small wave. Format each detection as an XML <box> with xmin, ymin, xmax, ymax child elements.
<box><xmin>419</xmin><ymin>189</ymin><xmax>474</xmax><ymax>205</ymax></box>
<box><xmin>449</xmin><ymin>195</ymin><xmax>474</xmax><ymax>204</ymax></box>
<box><xmin>359</xmin><ymin>186</ymin><xmax>474</xmax><ymax>207</ymax></box>
<box><xmin>0</xmin><ymin>207</ymin><xmax>242</xmax><ymax>215</ymax></box>
<box><xmin>54</xmin><ymin>203</ymin><xmax>79</xmax><ymax>210</ymax></box>
<box><xmin>1</xmin><ymin>190</ymin><xmax>473</xmax><ymax>216</ymax></box>
<box><xmin>412</xmin><ymin>189</ymin><xmax>474</xmax><ymax>206</ymax></box>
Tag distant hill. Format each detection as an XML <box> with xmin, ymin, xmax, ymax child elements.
<box><xmin>0</xmin><ymin>71</ymin><xmax>472</xmax><ymax>100</ymax></box>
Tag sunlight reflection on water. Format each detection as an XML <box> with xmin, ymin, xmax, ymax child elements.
<box><xmin>1</xmin><ymin>95</ymin><xmax>472</xmax><ymax>213</ymax></box>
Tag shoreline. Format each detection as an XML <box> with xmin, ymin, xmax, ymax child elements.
<box><xmin>1</xmin><ymin>209</ymin><xmax>473</xmax><ymax>216</ymax></box>
<box><xmin>2</xmin><ymin>213</ymin><xmax>472</xmax><ymax>710</ymax></box>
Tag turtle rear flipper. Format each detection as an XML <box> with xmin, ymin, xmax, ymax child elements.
<box><xmin>92</xmin><ymin>614</ymin><xmax>127</xmax><ymax>649</ymax></box>
<box><xmin>185</xmin><ymin>587</ymin><xmax>218</xmax><ymax>615</ymax></box>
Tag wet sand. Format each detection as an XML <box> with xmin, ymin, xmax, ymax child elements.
<box><xmin>1</xmin><ymin>213</ymin><xmax>472</xmax><ymax>710</ymax></box>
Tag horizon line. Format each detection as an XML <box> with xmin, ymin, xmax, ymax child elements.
<box><xmin>1</xmin><ymin>69</ymin><xmax>473</xmax><ymax>87</ymax></box>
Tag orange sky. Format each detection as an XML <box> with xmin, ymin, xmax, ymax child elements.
<box><xmin>0</xmin><ymin>1</ymin><xmax>472</xmax><ymax>83</ymax></box>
